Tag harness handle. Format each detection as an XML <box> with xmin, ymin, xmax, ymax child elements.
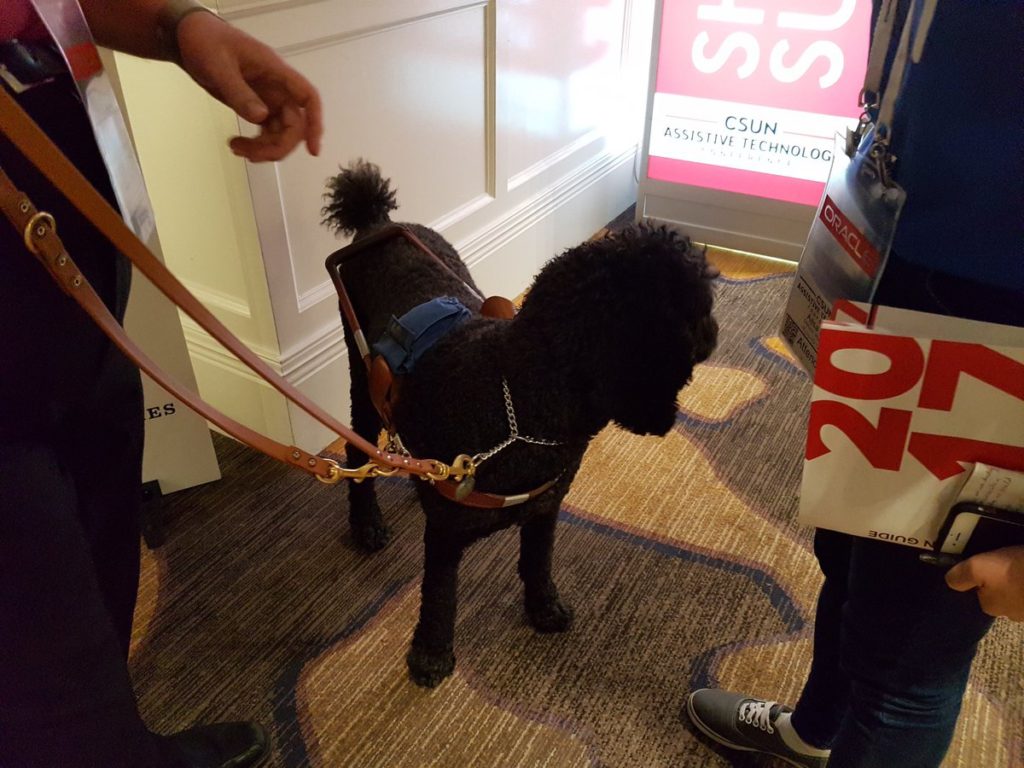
<box><xmin>325</xmin><ymin>225</ymin><xmax>490</xmax><ymax>435</ymax></box>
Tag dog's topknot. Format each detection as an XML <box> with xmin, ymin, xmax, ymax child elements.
<box><xmin>321</xmin><ymin>159</ymin><xmax>398</xmax><ymax>236</ymax></box>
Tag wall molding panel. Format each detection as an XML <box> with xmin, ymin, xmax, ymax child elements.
<box><xmin>187</xmin><ymin>284</ymin><xmax>254</xmax><ymax>321</ymax></box>
<box><xmin>506</xmin><ymin>128</ymin><xmax>604</xmax><ymax>193</ymax></box>
<box><xmin>136</xmin><ymin>0</ymin><xmax>657</xmax><ymax>451</ymax></box>
<box><xmin>461</xmin><ymin>143</ymin><xmax>637</xmax><ymax>271</ymax></box>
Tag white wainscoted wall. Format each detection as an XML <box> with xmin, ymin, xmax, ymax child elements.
<box><xmin>112</xmin><ymin>0</ymin><xmax>655</xmax><ymax>452</ymax></box>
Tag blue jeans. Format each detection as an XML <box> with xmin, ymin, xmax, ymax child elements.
<box><xmin>789</xmin><ymin>256</ymin><xmax>1023</xmax><ymax>767</ymax></box>
<box><xmin>790</xmin><ymin>531</ymin><xmax>993</xmax><ymax>767</ymax></box>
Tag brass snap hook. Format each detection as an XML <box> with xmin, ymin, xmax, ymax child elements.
<box><xmin>315</xmin><ymin>459</ymin><xmax>344</xmax><ymax>485</ymax></box>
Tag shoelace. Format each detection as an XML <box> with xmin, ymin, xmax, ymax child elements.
<box><xmin>738</xmin><ymin>699</ymin><xmax>778</xmax><ymax>733</ymax></box>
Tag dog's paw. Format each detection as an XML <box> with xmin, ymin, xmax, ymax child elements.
<box><xmin>526</xmin><ymin>597</ymin><xmax>574</xmax><ymax>633</ymax></box>
<box><xmin>352</xmin><ymin>520</ymin><xmax>392</xmax><ymax>552</ymax></box>
<box><xmin>406</xmin><ymin>645</ymin><xmax>456</xmax><ymax>688</ymax></box>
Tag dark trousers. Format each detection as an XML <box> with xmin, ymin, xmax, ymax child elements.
<box><xmin>791</xmin><ymin>531</ymin><xmax>994</xmax><ymax>767</ymax></box>
<box><xmin>0</xmin><ymin>77</ymin><xmax>180</xmax><ymax>767</ymax></box>
<box><xmin>790</xmin><ymin>257</ymin><xmax>1024</xmax><ymax>767</ymax></box>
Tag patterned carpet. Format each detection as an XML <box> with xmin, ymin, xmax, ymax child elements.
<box><xmin>129</xmin><ymin>240</ymin><xmax>1024</xmax><ymax>767</ymax></box>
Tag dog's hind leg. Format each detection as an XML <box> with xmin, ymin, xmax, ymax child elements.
<box><xmin>343</xmin><ymin>334</ymin><xmax>391</xmax><ymax>551</ymax></box>
<box><xmin>519</xmin><ymin>511</ymin><xmax>574</xmax><ymax>633</ymax></box>
<box><xmin>407</xmin><ymin>521</ymin><xmax>471</xmax><ymax>688</ymax></box>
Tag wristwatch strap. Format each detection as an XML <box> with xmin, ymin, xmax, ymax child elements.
<box><xmin>156</xmin><ymin>0</ymin><xmax>217</xmax><ymax>62</ymax></box>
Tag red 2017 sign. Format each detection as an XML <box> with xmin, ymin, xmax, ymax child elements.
<box><xmin>808</xmin><ymin>328</ymin><xmax>1024</xmax><ymax>480</ymax></box>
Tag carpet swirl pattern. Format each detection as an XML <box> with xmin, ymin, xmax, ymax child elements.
<box><xmin>130</xmin><ymin>247</ymin><xmax>1023</xmax><ymax>767</ymax></box>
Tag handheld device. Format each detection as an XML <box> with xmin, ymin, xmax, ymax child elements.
<box><xmin>925</xmin><ymin>502</ymin><xmax>1024</xmax><ymax>567</ymax></box>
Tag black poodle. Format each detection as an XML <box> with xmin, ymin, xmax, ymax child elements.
<box><xmin>322</xmin><ymin>160</ymin><xmax>718</xmax><ymax>688</ymax></box>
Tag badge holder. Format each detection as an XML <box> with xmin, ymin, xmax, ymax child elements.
<box><xmin>780</xmin><ymin>0</ymin><xmax>935</xmax><ymax>373</ymax></box>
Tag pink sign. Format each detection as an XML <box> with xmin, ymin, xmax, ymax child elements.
<box><xmin>646</xmin><ymin>0</ymin><xmax>871</xmax><ymax>206</ymax></box>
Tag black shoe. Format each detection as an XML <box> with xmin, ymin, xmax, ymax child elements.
<box><xmin>686</xmin><ymin>689</ymin><xmax>830</xmax><ymax>768</ymax></box>
<box><xmin>166</xmin><ymin>722</ymin><xmax>268</xmax><ymax>768</ymax></box>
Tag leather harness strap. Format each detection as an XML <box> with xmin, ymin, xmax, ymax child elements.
<box><xmin>324</xmin><ymin>223</ymin><xmax>485</xmax><ymax>364</ymax></box>
<box><xmin>325</xmin><ymin>230</ymin><xmax>560</xmax><ymax>509</ymax></box>
<box><xmin>0</xmin><ymin>84</ymin><xmax>457</xmax><ymax>485</ymax></box>
<box><xmin>368</xmin><ymin>355</ymin><xmax>399</xmax><ymax>428</ymax></box>
<box><xmin>434</xmin><ymin>475</ymin><xmax>561</xmax><ymax>508</ymax></box>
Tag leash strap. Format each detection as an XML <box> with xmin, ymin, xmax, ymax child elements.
<box><xmin>0</xmin><ymin>85</ymin><xmax>461</xmax><ymax>485</ymax></box>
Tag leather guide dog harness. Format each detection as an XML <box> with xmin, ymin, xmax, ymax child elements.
<box><xmin>0</xmin><ymin>84</ymin><xmax>472</xmax><ymax>488</ymax></box>
<box><xmin>325</xmin><ymin>227</ymin><xmax>563</xmax><ymax>508</ymax></box>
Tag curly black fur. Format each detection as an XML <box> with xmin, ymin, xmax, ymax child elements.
<box><xmin>324</xmin><ymin>160</ymin><xmax>718</xmax><ymax>688</ymax></box>
<box><xmin>321</xmin><ymin>159</ymin><xmax>397</xmax><ymax>236</ymax></box>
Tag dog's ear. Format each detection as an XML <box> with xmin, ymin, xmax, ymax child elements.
<box><xmin>515</xmin><ymin>223</ymin><xmax>717</xmax><ymax>436</ymax></box>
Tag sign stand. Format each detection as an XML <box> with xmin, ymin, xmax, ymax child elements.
<box><xmin>637</xmin><ymin>0</ymin><xmax>871</xmax><ymax>260</ymax></box>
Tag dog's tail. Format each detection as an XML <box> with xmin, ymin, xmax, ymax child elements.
<box><xmin>321</xmin><ymin>159</ymin><xmax>397</xmax><ymax>236</ymax></box>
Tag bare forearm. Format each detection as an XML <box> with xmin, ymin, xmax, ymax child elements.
<box><xmin>76</xmin><ymin>0</ymin><xmax>322</xmax><ymax>160</ymax></box>
<box><xmin>78</xmin><ymin>0</ymin><xmax>188</xmax><ymax>61</ymax></box>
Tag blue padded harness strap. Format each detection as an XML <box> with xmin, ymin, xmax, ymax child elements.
<box><xmin>372</xmin><ymin>296</ymin><xmax>471</xmax><ymax>375</ymax></box>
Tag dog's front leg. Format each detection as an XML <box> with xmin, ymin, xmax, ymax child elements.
<box><xmin>519</xmin><ymin>511</ymin><xmax>574</xmax><ymax>633</ymax></box>
<box><xmin>344</xmin><ymin>341</ymin><xmax>390</xmax><ymax>551</ymax></box>
<box><xmin>407</xmin><ymin>523</ymin><xmax>467</xmax><ymax>688</ymax></box>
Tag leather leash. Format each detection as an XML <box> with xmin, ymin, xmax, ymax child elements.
<box><xmin>0</xmin><ymin>84</ymin><xmax>473</xmax><ymax>487</ymax></box>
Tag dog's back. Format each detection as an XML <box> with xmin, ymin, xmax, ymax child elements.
<box><xmin>322</xmin><ymin>161</ymin><xmax>483</xmax><ymax>344</ymax></box>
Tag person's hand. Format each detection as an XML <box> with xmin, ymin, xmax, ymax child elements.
<box><xmin>945</xmin><ymin>545</ymin><xmax>1024</xmax><ymax>621</ymax></box>
<box><xmin>175</xmin><ymin>11</ymin><xmax>322</xmax><ymax>161</ymax></box>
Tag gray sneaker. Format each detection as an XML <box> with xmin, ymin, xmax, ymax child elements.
<box><xmin>686</xmin><ymin>689</ymin><xmax>830</xmax><ymax>768</ymax></box>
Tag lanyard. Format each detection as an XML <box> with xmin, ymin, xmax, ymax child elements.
<box><xmin>849</xmin><ymin>0</ymin><xmax>937</xmax><ymax>162</ymax></box>
<box><xmin>29</xmin><ymin>0</ymin><xmax>157</xmax><ymax>245</ymax></box>
<box><xmin>861</xmin><ymin>0</ymin><xmax>900</xmax><ymax>109</ymax></box>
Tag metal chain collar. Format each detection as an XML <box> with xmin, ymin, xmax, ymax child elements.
<box><xmin>472</xmin><ymin>378</ymin><xmax>561</xmax><ymax>466</ymax></box>
<box><xmin>369</xmin><ymin>377</ymin><xmax>559</xmax><ymax>489</ymax></box>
